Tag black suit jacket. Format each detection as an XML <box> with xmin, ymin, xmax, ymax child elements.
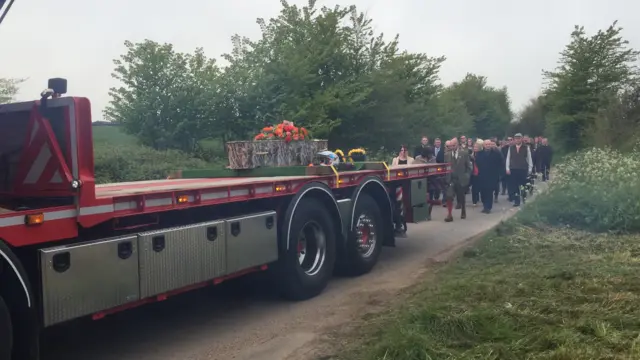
<box><xmin>434</xmin><ymin>147</ymin><xmax>444</xmax><ymax>163</ymax></box>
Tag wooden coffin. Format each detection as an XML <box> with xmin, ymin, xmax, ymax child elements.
<box><xmin>226</xmin><ymin>139</ymin><xmax>329</xmax><ymax>169</ymax></box>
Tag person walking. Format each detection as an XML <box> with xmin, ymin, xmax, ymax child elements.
<box><xmin>475</xmin><ymin>139</ymin><xmax>503</xmax><ymax>213</ymax></box>
<box><xmin>470</xmin><ymin>141</ymin><xmax>481</xmax><ymax>207</ymax></box>
<box><xmin>486</xmin><ymin>140</ymin><xmax>504</xmax><ymax>202</ymax></box>
<box><xmin>505</xmin><ymin>133</ymin><xmax>533</xmax><ymax>207</ymax></box>
<box><xmin>501</xmin><ymin>138</ymin><xmax>511</xmax><ymax>197</ymax></box>
<box><xmin>536</xmin><ymin>138</ymin><xmax>553</xmax><ymax>181</ymax></box>
<box><xmin>413</xmin><ymin>136</ymin><xmax>433</xmax><ymax>163</ymax></box>
<box><xmin>444</xmin><ymin>138</ymin><xmax>472</xmax><ymax>222</ymax></box>
<box><xmin>440</xmin><ymin>140</ymin><xmax>450</xmax><ymax>208</ymax></box>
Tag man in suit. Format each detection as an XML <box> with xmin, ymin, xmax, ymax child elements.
<box><xmin>501</xmin><ymin>137</ymin><xmax>512</xmax><ymax>198</ymax></box>
<box><xmin>433</xmin><ymin>138</ymin><xmax>443</xmax><ymax>162</ymax></box>
<box><xmin>414</xmin><ymin>136</ymin><xmax>434</xmax><ymax>161</ymax></box>
<box><xmin>536</xmin><ymin>138</ymin><xmax>553</xmax><ymax>181</ymax></box>
<box><xmin>444</xmin><ymin>138</ymin><xmax>472</xmax><ymax>222</ymax></box>
<box><xmin>485</xmin><ymin>140</ymin><xmax>504</xmax><ymax>203</ymax></box>
<box><xmin>430</xmin><ymin>137</ymin><xmax>444</xmax><ymax>201</ymax></box>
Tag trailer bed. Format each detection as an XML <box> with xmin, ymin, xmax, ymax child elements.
<box><xmin>95</xmin><ymin>176</ymin><xmax>314</xmax><ymax>198</ymax></box>
<box><xmin>94</xmin><ymin>163</ymin><xmax>444</xmax><ymax>198</ymax></box>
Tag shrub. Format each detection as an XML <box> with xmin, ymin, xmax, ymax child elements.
<box><xmin>520</xmin><ymin>146</ymin><xmax>640</xmax><ymax>232</ymax></box>
<box><xmin>93</xmin><ymin>143</ymin><xmax>213</xmax><ymax>184</ymax></box>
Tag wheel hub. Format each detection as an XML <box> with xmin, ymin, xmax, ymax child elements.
<box><xmin>355</xmin><ymin>214</ymin><xmax>376</xmax><ymax>258</ymax></box>
<box><xmin>296</xmin><ymin>221</ymin><xmax>327</xmax><ymax>276</ymax></box>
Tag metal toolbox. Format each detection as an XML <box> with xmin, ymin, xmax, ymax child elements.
<box><xmin>410</xmin><ymin>178</ymin><xmax>427</xmax><ymax>206</ymax></box>
<box><xmin>137</xmin><ymin>220</ymin><xmax>226</xmax><ymax>298</ymax></box>
<box><xmin>39</xmin><ymin>235</ymin><xmax>140</xmax><ymax>327</ymax></box>
<box><xmin>225</xmin><ymin>211</ymin><xmax>278</xmax><ymax>274</ymax></box>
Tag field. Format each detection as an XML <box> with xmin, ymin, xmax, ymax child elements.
<box><xmin>91</xmin><ymin>124</ymin><xmax>214</xmax><ymax>183</ymax></box>
<box><xmin>92</xmin><ymin>124</ymin><xmax>138</xmax><ymax>146</ymax></box>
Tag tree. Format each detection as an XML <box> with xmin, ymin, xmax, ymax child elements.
<box><xmin>509</xmin><ymin>96</ymin><xmax>549</xmax><ymax>137</ymax></box>
<box><xmin>104</xmin><ymin>40</ymin><xmax>222</xmax><ymax>152</ymax></box>
<box><xmin>106</xmin><ymin>0</ymin><xmax>512</xmax><ymax>158</ymax></box>
<box><xmin>426</xmin><ymin>89</ymin><xmax>474</xmax><ymax>139</ymax></box>
<box><xmin>0</xmin><ymin>77</ymin><xmax>24</xmax><ymax>103</ymax></box>
<box><xmin>219</xmin><ymin>0</ymin><xmax>446</xmax><ymax>150</ymax></box>
<box><xmin>444</xmin><ymin>73</ymin><xmax>512</xmax><ymax>139</ymax></box>
<box><xmin>543</xmin><ymin>21</ymin><xmax>640</xmax><ymax>152</ymax></box>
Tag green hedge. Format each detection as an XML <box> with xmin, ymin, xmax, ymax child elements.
<box><xmin>519</xmin><ymin>146</ymin><xmax>640</xmax><ymax>233</ymax></box>
<box><xmin>93</xmin><ymin>143</ymin><xmax>212</xmax><ymax>184</ymax></box>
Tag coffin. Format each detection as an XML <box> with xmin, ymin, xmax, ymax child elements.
<box><xmin>226</xmin><ymin>140</ymin><xmax>329</xmax><ymax>169</ymax></box>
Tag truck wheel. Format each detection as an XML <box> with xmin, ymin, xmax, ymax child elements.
<box><xmin>339</xmin><ymin>193</ymin><xmax>383</xmax><ymax>276</ymax></box>
<box><xmin>0</xmin><ymin>296</ymin><xmax>12</xmax><ymax>360</ymax></box>
<box><xmin>275</xmin><ymin>197</ymin><xmax>336</xmax><ymax>301</ymax></box>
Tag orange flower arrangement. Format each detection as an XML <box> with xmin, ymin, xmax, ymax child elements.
<box><xmin>254</xmin><ymin>120</ymin><xmax>309</xmax><ymax>143</ymax></box>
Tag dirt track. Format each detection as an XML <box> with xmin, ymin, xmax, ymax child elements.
<box><xmin>42</xmin><ymin>193</ymin><xmax>523</xmax><ymax>360</ymax></box>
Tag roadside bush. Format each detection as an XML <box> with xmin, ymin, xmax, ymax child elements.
<box><xmin>93</xmin><ymin>143</ymin><xmax>212</xmax><ymax>184</ymax></box>
<box><xmin>521</xmin><ymin>146</ymin><xmax>640</xmax><ymax>232</ymax></box>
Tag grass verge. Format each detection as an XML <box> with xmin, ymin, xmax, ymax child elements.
<box><xmin>329</xmin><ymin>222</ymin><xmax>640</xmax><ymax>360</ymax></box>
<box><xmin>324</xmin><ymin>147</ymin><xmax>640</xmax><ymax>360</ymax></box>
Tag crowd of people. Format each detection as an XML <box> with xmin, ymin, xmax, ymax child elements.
<box><xmin>393</xmin><ymin>133</ymin><xmax>553</xmax><ymax>222</ymax></box>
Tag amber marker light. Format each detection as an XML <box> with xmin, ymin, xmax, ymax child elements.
<box><xmin>25</xmin><ymin>213</ymin><xmax>44</xmax><ymax>226</ymax></box>
<box><xmin>176</xmin><ymin>195</ymin><xmax>189</xmax><ymax>204</ymax></box>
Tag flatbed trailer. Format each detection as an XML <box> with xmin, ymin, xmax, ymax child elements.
<box><xmin>0</xmin><ymin>95</ymin><xmax>450</xmax><ymax>360</ymax></box>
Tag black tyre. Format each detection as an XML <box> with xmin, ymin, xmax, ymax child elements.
<box><xmin>338</xmin><ymin>193</ymin><xmax>383</xmax><ymax>276</ymax></box>
<box><xmin>274</xmin><ymin>197</ymin><xmax>336</xmax><ymax>301</ymax></box>
<box><xmin>0</xmin><ymin>295</ymin><xmax>12</xmax><ymax>360</ymax></box>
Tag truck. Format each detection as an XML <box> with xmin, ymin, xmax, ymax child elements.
<box><xmin>0</xmin><ymin>79</ymin><xmax>449</xmax><ymax>359</ymax></box>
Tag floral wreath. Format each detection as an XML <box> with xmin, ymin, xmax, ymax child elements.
<box><xmin>334</xmin><ymin>149</ymin><xmax>345</xmax><ymax>162</ymax></box>
<box><xmin>347</xmin><ymin>148</ymin><xmax>366</xmax><ymax>157</ymax></box>
<box><xmin>254</xmin><ymin>120</ymin><xmax>309</xmax><ymax>143</ymax></box>
<box><xmin>347</xmin><ymin>148</ymin><xmax>366</xmax><ymax>162</ymax></box>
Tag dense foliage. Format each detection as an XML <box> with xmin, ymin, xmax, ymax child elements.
<box><xmin>510</xmin><ymin>21</ymin><xmax>640</xmax><ymax>154</ymax></box>
<box><xmin>521</xmin><ymin>146</ymin><xmax>640</xmax><ymax>233</ymax></box>
<box><xmin>104</xmin><ymin>0</ymin><xmax>513</xmax><ymax>161</ymax></box>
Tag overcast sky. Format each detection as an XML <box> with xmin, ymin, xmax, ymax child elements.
<box><xmin>1</xmin><ymin>0</ymin><xmax>639</xmax><ymax>120</ymax></box>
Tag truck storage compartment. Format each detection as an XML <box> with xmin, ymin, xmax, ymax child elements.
<box><xmin>409</xmin><ymin>179</ymin><xmax>429</xmax><ymax>223</ymax></box>
<box><xmin>409</xmin><ymin>178</ymin><xmax>427</xmax><ymax>206</ymax></box>
<box><xmin>225</xmin><ymin>211</ymin><xmax>278</xmax><ymax>274</ymax></box>
<box><xmin>137</xmin><ymin>220</ymin><xmax>226</xmax><ymax>298</ymax></box>
<box><xmin>411</xmin><ymin>204</ymin><xmax>430</xmax><ymax>222</ymax></box>
<box><xmin>39</xmin><ymin>235</ymin><xmax>140</xmax><ymax>327</ymax></box>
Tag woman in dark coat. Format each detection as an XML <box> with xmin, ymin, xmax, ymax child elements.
<box><xmin>474</xmin><ymin>139</ymin><xmax>502</xmax><ymax>213</ymax></box>
<box><xmin>470</xmin><ymin>142</ymin><xmax>481</xmax><ymax>206</ymax></box>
